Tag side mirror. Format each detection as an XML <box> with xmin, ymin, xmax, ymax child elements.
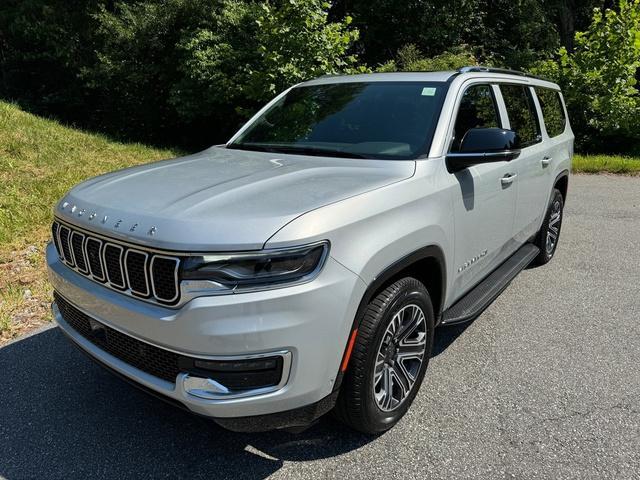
<box><xmin>446</xmin><ymin>128</ymin><xmax>521</xmax><ymax>173</ymax></box>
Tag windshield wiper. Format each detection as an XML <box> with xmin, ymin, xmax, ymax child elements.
<box><xmin>227</xmin><ymin>143</ymin><xmax>367</xmax><ymax>159</ymax></box>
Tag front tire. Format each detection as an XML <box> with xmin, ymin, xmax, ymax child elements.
<box><xmin>533</xmin><ymin>188</ymin><xmax>564</xmax><ymax>265</ymax></box>
<box><xmin>334</xmin><ymin>277</ymin><xmax>435</xmax><ymax>434</ymax></box>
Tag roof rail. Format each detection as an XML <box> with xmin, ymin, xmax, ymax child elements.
<box><xmin>457</xmin><ymin>66</ymin><xmax>546</xmax><ymax>80</ymax></box>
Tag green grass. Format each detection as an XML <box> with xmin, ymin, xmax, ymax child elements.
<box><xmin>0</xmin><ymin>101</ymin><xmax>179</xmax><ymax>342</ymax></box>
<box><xmin>0</xmin><ymin>101</ymin><xmax>178</xmax><ymax>249</ymax></box>
<box><xmin>573</xmin><ymin>154</ymin><xmax>640</xmax><ymax>175</ymax></box>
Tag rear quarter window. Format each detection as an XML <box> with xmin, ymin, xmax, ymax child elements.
<box><xmin>535</xmin><ymin>88</ymin><xmax>567</xmax><ymax>138</ymax></box>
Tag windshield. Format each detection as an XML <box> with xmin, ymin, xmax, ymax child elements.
<box><xmin>228</xmin><ymin>81</ymin><xmax>448</xmax><ymax>160</ymax></box>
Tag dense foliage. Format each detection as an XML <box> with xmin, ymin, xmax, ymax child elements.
<box><xmin>533</xmin><ymin>0</ymin><xmax>640</xmax><ymax>152</ymax></box>
<box><xmin>0</xmin><ymin>0</ymin><xmax>638</xmax><ymax>152</ymax></box>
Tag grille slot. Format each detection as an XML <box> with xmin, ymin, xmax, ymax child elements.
<box><xmin>51</xmin><ymin>219</ymin><xmax>180</xmax><ymax>305</ymax></box>
<box><xmin>52</xmin><ymin>222</ymin><xmax>61</xmax><ymax>257</ymax></box>
<box><xmin>58</xmin><ymin>225</ymin><xmax>74</xmax><ymax>266</ymax></box>
<box><xmin>71</xmin><ymin>232</ymin><xmax>88</xmax><ymax>273</ymax></box>
<box><xmin>103</xmin><ymin>243</ymin><xmax>125</xmax><ymax>289</ymax></box>
<box><xmin>85</xmin><ymin>238</ymin><xmax>105</xmax><ymax>281</ymax></box>
<box><xmin>151</xmin><ymin>256</ymin><xmax>180</xmax><ymax>302</ymax></box>
<box><xmin>125</xmin><ymin>250</ymin><xmax>150</xmax><ymax>297</ymax></box>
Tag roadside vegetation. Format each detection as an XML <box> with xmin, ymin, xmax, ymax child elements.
<box><xmin>0</xmin><ymin>101</ymin><xmax>177</xmax><ymax>343</ymax></box>
<box><xmin>573</xmin><ymin>154</ymin><xmax>640</xmax><ymax>175</ymax></box>
<box><xmin>1</xmin><ymin>0</ymin><xmax>638</xmax><ymax>154</ymax></box>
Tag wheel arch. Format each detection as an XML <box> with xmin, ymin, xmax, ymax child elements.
<box><xmin>554</xmin><ymin>170</ymin><xmax>569</xmax><ymax>201</ymax></box>
<box><xmin>332</xmin><ymin>244</ymin><xmax>446</xmax><ymax>392</ymax></box>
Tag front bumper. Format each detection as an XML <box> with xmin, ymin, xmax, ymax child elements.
<box><xmin>47</xmin><ymin>242</ymin><xmax>366</xmax><ymax>427</ymax></box>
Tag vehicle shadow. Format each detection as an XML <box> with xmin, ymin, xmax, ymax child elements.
<box><xmin>0</xmin><ymin>328</ymin><xmax>372</xmax><ymax>480</ymax></box>
<box><xmin>432</xmin><ymin>320</ymin><xmax>475</xmax><ymax>356</ymax></box>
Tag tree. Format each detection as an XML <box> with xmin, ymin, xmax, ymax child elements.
<box><xmin>533</xmin><ymin>0</ymin><xmax>640</xmax><ymax>151</ymax></box>
<box><xmin>82</xmin><ymin>0</ymin><xmax>362</xmax><ymax>146</ymax></box>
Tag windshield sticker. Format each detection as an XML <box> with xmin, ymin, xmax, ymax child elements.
<box><xmin>421</xmin><ymin>87</ymin><xmax>437</xmax><ymax>96</ymax></box>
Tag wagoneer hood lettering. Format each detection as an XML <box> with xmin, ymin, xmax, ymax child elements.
<box><xmin>55</xmin><ymin>146</ymin><xmax>414</xmax><ymax>251</ymax></box>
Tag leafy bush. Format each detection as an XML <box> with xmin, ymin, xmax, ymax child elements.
<box><xmin>376</xmin><ymin>44</ymin><xmax>480</xmax><ymax>72</ymax></box>
<box><xmin>532</xmin><ymin>0</ymin><xmax>640</xmax><ymax>152</ymax></box>
<box><xmin>82</xmin><ymin>0</ymin><xmax>363</xmax><ymax>146</ymax></box>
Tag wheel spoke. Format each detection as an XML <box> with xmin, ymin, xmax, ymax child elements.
<box><xmin>389</xmin><ymin>366</ymin><xmax>409</xmax><ymax>400</ymax></box>
<box><xmin>372</xmin><ymin>303</ymin><xmax>428</xmax><ymax>412</ymax></box>
<box><xmin>381</xmin><ymin>367</ymin><xmax>393</xmax><ymax>410</ymax></box>
<box><xmin>397</xmin><ymin>340</ymin><xmax>425</xmax><ymax>358</ymax></box>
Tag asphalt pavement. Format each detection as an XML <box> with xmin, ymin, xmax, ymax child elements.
<box><xmin>1</xmin><ymin>174</ymin><xmax>639</xmax><ymax>479</ymax></box>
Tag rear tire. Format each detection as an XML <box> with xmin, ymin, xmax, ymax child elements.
<box><xmin>334</xmin><ymin>277</ymin><xmax>434</xmax><ymax>434</ymax></box>
<box><xmin>533</xmin><ymin>188</ymin><xmax>564</xmax><ymax>265</ymax></box>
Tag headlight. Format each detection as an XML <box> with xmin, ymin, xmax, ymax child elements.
<box><xmin>181</xmin><ymin>241</ymin><xmax>329</xmax><ymax>294</ymax></box>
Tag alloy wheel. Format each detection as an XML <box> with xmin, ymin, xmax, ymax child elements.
<box><xmin>373</xmin><ymin>304</ymin><xmax>427</xmax><ymax>412</ymax></box>
<box><xmin>546</xmin><ymin>199</ymin><xmax>562</xmax><ymax>255</ymax></box>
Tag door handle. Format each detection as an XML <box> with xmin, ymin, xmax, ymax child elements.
<box><xmin>501</xmin><ymin>173</ymin><xmax>517</xmax><ymax>186</ymax></box>
<box><xmin>541</xmin><ymin>156</ymin><xmax>552</xmax><ymax>167</ymax></box>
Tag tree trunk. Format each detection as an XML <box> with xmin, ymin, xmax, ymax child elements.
<box><xmin>557</xmin><ymin>0</ymin><xmax>576</xmax><ymax>52</ymax></box>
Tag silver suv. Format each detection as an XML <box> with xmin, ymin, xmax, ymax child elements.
<box><xmin>47</xmin><ymin>67</ymin><xmax>573</xmax><ymax>434</ymax></box>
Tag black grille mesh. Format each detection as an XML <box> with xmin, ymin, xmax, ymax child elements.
<box><xmin>59</xmin><ymin>226</ymin><xmax>73</xmax><ymax>265</ymax></box>
<box><xmin>55</xmin><ymin>292</ymin><xmax>285</xmax><ymax>391</ymax></box>
<box><xmin>85</xmin><ymin>238</ymin><xmax>105</xmax><ymax>280</ymax></box>
<box><xmin>152</xmin><ymin>257</ymin><xmax>178</xmax><ymax>301</ymax></box>
<box><xmin>71</xmin><ymin>233</ymin><xmax>87</xmax><ymax>272</ymax></box>
<box><xmin>51</xmin><ymin>222</ymin><xmax>61</xmax><ymax>257</ymax></box>
<box><xmin>126</xmin><ymin>251</ymin><xmax>149</xmax><ymax>296</ymax></box>
<box><xmin>104</xmin><ymin>244</ymin><xmax>125</xmax><ymax>288</ymax></box>
<box><xmin>55</xmin><ymin>292</ymin><xmax>181</xmax><ymax>383</ymax></box>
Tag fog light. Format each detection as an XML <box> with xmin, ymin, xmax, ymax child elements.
<box><xmin>178</xmin><ymin>355</ymin><xmax>284</xmax><ymax>391</ymax></box>
<box><xmin>193</xmin><ymin>358</ymin><xmax>278</xmax><ymax>372</ymax></box>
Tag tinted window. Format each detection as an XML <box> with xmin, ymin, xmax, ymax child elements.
<box><xmin>535</xmin><ymin>88</ymin><xmax>566</xmax><ymax>137</ymax></box>
<box><xmin>451</xmin><ymin>84</ymin><xmax>500</xmax><ymax>152</ymax></box>
<box><xmin>230</xmin><ymin>82</ymin><xmax>448</xmax><ymax>160</ymax></box>
<box><xmin>500</xmin><ymin>84</ymin><xmax>541</xmax><ymax>147</ymax></box>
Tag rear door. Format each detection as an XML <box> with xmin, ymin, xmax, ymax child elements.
<box><xmin>533</xmin><ymin>86</ymin><xmax>572</xmax><ymax>193</ymax></box>
<box><xmin>497</xmin><ymin>83</ymin><xmax>550</xmax><ymax>243</ymax></box>
<box><xmin>447</xmin><ymin>82</ymin><xmax>518</xmax><ymax>298</ymax></box>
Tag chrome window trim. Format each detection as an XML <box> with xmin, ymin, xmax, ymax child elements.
<box><xmin>124</xmin><ymin>249</ymin><xmax>150</xmax><ymax>297</ymax></box>
<box><xmin>150</xmin><ymin>255</ymin><xmax>180</xmax><ymax>303</ymax></box>
<box><xmin>84</xmin><ymin>237</ymin><xmax>106</xmax><ymax>282</ymax></box>
<box><xmin>102</xmin><ymin>242</ymin><xmax>126</xmax><ymax>289</ymax></box>
<box><xmin>70</xmin><ymin>231</ymin><xmax>88</xmax><ymax>274</ymax></box>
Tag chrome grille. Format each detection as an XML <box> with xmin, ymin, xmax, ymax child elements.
<box><xmin>52</xmin><ymin>219</ymin><xmax>181</xmax><ymax>305</ymax></box>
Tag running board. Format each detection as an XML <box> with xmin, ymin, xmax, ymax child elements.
<box><xmin>440</xmin><ymin>243</ymin><xmax>540</xmax><ymax>325</ymax></box>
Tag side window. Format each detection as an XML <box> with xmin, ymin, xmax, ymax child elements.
<box><xmin>451</xmin><ymin>84</ymin><xmax>501</xmax><ymax>152</ymax></box>
<box><xmin>500</xmin><ymin>84</ymin><xmax>541</xmax><ymax>147</ymax></box>
<box><xmin>535</xmin><ymin>88</ymin><xmax>566</xmax><ymax>137</ymax></box>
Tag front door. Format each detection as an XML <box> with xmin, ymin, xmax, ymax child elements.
<box><xmin>448</xmin><ymin>83</ymin><xmax>518</xmax><ymax>299</ymax></box>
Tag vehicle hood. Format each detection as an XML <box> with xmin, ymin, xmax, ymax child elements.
<box><xmin>55</xmin><ymin>146</ymin><xmax>415</xmax><ymax>251</ymax></box>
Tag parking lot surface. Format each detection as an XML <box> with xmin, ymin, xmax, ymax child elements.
<box><xmin>1</xmin><ymin>174</ymin><xmax>639</xmax><ymax>479</ymax></box>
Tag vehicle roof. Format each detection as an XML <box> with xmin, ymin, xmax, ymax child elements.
<box><xmin>301</xmin><ymin>72</ymin><xmax>457</xmax><ymax>85</ymax></box>
<box><xmin>301</xmin><ymin>70</ymin><xmax>560</xmax><ymax>90</ymax></box>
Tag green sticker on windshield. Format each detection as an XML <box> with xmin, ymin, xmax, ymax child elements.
<box><xmin>421</xmin><ymin>87</ymin><xmax>437</xmax><ymax>96</ymax></box>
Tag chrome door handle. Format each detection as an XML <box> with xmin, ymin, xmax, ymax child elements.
<box><xmin>541</xmin><ymin>156</ymin><xmax>552</xmax><ymax>167</ymax></box>
<box><xmin>501</xmin><ymin>173</ymin><xmax>517</xmax><ymax>186</ymax></box>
